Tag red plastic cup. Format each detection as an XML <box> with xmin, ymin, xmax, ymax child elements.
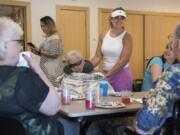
<box><xmin>122</xmin><ymin>97</ymin><xmax>130</xmax><ymax>104</ymax></box>
<box><xmin>85</xmin><ymin>100</ymin><xmax>95</xmax><ymax>110</ymax></box>
<box><xmin>61</xmin><ymin>96</ymin><xmax>70</xmax><ymax>105</ymax></box>
<box><xmin>85</xmin><ymin>90</ymin><xmax>95</xmax><ymax>110</ymax></box>
<box><xmin>61</xmin><ymin>87</ymin><xmax>70</xmax><ymax>105</ymax></box>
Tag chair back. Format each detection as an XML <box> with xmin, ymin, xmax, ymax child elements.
<box><xmin>132</xmin><ymin>79</ymin><xmax>143</xmax><ymax>92</ymax></box>
<box><xmin>173</xmin><ymin>100</ymin><xmax>180</xmax><ymax>135</ymax></box>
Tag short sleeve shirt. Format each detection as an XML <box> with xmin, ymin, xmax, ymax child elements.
<box><xmin>142</xmin><ymin>57</ymin><xmax>163</xmax><ymax>91</ymax></box>
<box><xmin>0</xmin><ymin>66</ymin><xmax>61</xmax><ymax>135</ymax></box>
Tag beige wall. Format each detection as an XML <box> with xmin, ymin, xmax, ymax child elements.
<box><xmin>17</xmin><ymin>0</ymin><xmax>180</xmax><ymax>57</ymax></box>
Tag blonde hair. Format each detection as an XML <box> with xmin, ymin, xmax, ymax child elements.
<box><xmin>0</xmin><ymin>17</ymin><xmax>23</xmax><ymax>60</ymax></box>
<box><xmin>40</xmin><ymin>16</ymin><xmax>57</xmax><ymax>35</ymax></box>
<box><xmin>65</xmin><ymin>50</ymin><xmax>83</xmax><ymax>63</ymax></box>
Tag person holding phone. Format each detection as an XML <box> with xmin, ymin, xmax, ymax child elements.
<box><xmin>30</xmin><ymin>16</ymin><xmax>64</xmax><ymax>87</ymax></box>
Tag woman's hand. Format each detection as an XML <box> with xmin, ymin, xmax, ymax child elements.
<box><xmin>103</xmin><ymin>70</ymin><xmax>111</xmax><ymax>77</ymax></box>
<box><xmin>30</xmin><ymin>47</ymin><xmax>40</xmax><ymax>55</ymax></box>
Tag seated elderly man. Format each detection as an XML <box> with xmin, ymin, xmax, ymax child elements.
<box><xmin>63</xmin><ymin>50</ymin><xmax>94</xmax><ymax>74</ymax></box>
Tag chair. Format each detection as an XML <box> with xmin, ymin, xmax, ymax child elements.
<box><xmin>132</xmin><ymin>79</ymin><xmax>143</xmax><ymax>92</ymax></box>
<box><xmin>172</xmin><ymin>100</ymin><xmax>180</xmax><ymax>135</ymax></box>
<box><xmin>0</xmin><ymin>116</ymin><xmax>26</xmax><ymax>135</ymax></box>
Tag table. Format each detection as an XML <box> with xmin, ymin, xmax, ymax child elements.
<box><xmin>58</xmin><ymin>92</ymin><xmax>145</xmax><ymax>135</ymax></box>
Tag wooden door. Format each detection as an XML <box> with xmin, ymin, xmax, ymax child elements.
<box><xmin>0</xmin><ymin>1</ymin><xmax>31</xmax><ymax>50</ymax></box>
<box><xmin>98</xmin><ymin>9</ymin><xmax>111</xmax><ymax>71</ymax></box>
<box><xmin>56</xmin><ymin>5</ymin><xmax>90</xmax><ymax>59</ymax></box>
<box><xmin>145</xmin><ymin>14</ymin><xmax>180</xmax><ymax>65</ymax></box>
<box><xmin>98</xmin><ymin>8</ymin><xmax>144</xmax><ymax>79</ymax></box>
<box><xmin>125</xmin><ymin>13</ymin><xmax>144</xmax><ymax>79</ymax></box>
<box><xmin>98</xmin><ymin>9</ymin><xmax>111</xmax><ymax>34</ymax></box>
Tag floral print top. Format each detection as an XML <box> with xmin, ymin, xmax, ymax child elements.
<box><xmin>136</xmin><ymin>63</ymin><xmax>180</xmax><ymax>134</ymax></box>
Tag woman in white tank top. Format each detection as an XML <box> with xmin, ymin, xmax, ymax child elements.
<box><xmin>91</xmin><ymin>7</ymin><xmax>133</xmax><ymax>92</ymax></box>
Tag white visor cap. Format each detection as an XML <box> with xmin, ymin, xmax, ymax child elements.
<box><xmin>111</xmin><ymin>10</ymin><xmax>127</xmax><ymax>18</ymax></box>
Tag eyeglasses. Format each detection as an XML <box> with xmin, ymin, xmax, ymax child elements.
<box><xmin>11</xmin><ymin>40</ymin><xmax>24</xmax><ymax>45</ymax></box>
<box><xmin>68</xmin><ymin>60</ymin><xmax>82</xmax><ymax>68</ymax></box>
<box><xmin>6</xmin><ymin>39</ymin><xmax>24</xmax><ymax>45</ymax></box>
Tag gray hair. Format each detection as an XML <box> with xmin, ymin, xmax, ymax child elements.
<box><xmin>172</xmin><ymin>23</ymin><xmax>180</xmax><ymax>61</ymax></box>
<box><xmin>0</xmin><ymin>17</ymin><xmax>23</xmax><ymax>60</ymax></box>
<box><xmin>175</xmin><ymin>23</ymin><xmax>180</xmax><ymax>39</ymax></box>
<box><xmin>65</xmin><ymin>50</ymin><xmax>83</xmax><ymax>63</ymax></box>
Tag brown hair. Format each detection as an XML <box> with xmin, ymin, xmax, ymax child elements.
<box><xmin>40</xmin><ymin>16</ymin><xmax>57</xmax><ymax>35</ymax></box>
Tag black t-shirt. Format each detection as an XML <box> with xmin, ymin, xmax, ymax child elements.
<box><xmin>0</xmin><ymin>66</ymin><xmax>62</xmax><ymax>135</ymax></box>
<box><xmin>16</xmin><ymin>67</ymin><xmax>48</xmax><ymax>114</ymax></box>
<box><xmin>82</xmin><ymin>60</ymin><xmax>94</xmax><ymax>73</ymax></box>
<box><xmin>64</xmin><ymin>60</ymin><xmax>94</xmax><ymax>74</ymax></box>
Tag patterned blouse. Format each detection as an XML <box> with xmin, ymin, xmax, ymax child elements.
<box><xmin>136</xmin><ymin>63</ymin><xmax>180</xmax><ymax>134</ymax></box>
<box><xmin>40</xmin><ymin>33</ymin><xmax>64</xmax><ymax>87</ymax></box>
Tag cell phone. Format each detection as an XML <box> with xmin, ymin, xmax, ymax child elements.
<box><xmin>27</xmin><ymin>42</ymin><xmax>36</xmax><ymax>48</ymax></box>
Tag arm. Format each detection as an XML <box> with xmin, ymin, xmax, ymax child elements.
<box><xmin>150</xmin><ymin>64</ymin><xmax>162</xmax><ymax>82</ymax></box>
<box><xmin>32</xmin><ymin>67</ymin><xmax>60</xmax><ymax>116</ymax></box>
<box><xmin>105</xmin><ymin>32</ymin><xmax>133</xmax><ymax>77</ymax></box>
<box><xmin>91</xmin><ymin>33</ymin><xmax>105</xmax><ymax>68</ymax></box>
<box><xmin>40</xmin><ymin>38</ymin><xmax>63</xmax><ymax>58</ymax></box>
<box><xmin>39</xmin><ymin>87</ymin><xmax>60</xmax><ymax>116</ymax></box>
<box><xmin>24</xmin><ymin>54</ymin><xmax>60</xmax><ymax>116</ymax></box>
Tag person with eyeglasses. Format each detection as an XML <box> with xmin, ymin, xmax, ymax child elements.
<box><xmin>91</xmin><ymin>7</ymin><xmax>133</xmax><ymax>92</ymax></box>
<box><xmin>63</xmin><ymin>50</ymin><xmax>94</xmax><ymax>74</ymax></box>
<box><xmin>30</xmin><ymin>16</ymin><xmax>64</xmax><ymax>87</ymax></box>
<box><xmin>0</xmin><ymin>17</ymin><xmax>64</xmax><ymax>135</ymax></box>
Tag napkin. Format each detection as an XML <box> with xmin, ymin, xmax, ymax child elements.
<box><xmin>130</xmin><ymin>98</ymin><xmax>143</xmax><ymax>104</ymax></box>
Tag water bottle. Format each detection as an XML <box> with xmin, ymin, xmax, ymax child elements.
<box><xmin>99</xmin><ymin>81</ymin><xmax>109</xmax><ymax>103</ymax></box>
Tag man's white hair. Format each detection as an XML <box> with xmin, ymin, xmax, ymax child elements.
<box><xmin>65</xmin><ymin>50</ymin><xmax>83</xmax><ymax>63</ymax></box>
<box><xmin>0</xmin><ymin>17</ymin><xmax>23</xmax><ymax>60</ymax></box>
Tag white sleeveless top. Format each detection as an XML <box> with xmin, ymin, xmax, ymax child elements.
<box><xmin>101</xmin><ymin>30</ymin><xmax>129</xmax><ymax>71</ymax></box>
